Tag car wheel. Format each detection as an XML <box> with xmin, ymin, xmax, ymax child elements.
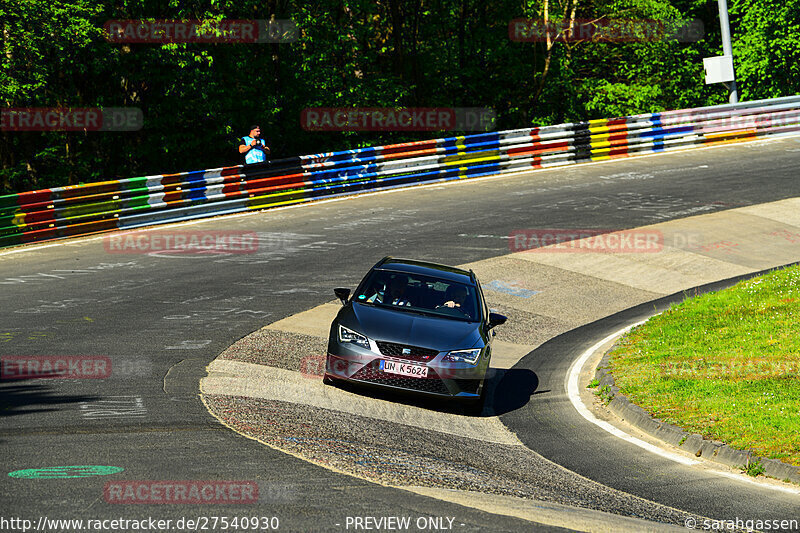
<box><xmin>462</xmin><ymin>382</ymin><xmax>486</xmax><ymax>416</ymax></box>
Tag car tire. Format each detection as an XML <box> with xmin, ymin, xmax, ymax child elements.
<box><xmin>463</xmin><ymin>382</ymin><xmax>486</xmax><ymax>416</ymax></box>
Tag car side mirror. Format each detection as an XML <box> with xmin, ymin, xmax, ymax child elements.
<box><xmin>488</xmin><ymin>312</ymin><xmax>507</xmax><ymax>329</ymax></box>
<box><xmin>334</xmin><ymin>288</ymin><xmax>351</xmax><ymax>305</ymax></box>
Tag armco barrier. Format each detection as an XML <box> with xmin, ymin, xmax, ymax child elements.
<box><xmin>2</xmin><ymin>95</ymin><xmax>799</xmax><ymax>249</ymax></box>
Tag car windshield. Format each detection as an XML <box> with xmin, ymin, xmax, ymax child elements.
<box><xmin>353</xmin><ymin>270</ymin><xmax>480</xmax><ymax>321</ymax></box>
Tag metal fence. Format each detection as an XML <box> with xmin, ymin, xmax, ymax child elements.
<box><xmin>2</xmin><ymin>95</ymin><xmax>799</xmax><ymax>249</ymax></box>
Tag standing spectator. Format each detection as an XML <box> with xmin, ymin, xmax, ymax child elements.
<box><xmin>239</xmin><ymin>125</ymin><xmax>270</xmax><ymax>164</ymax></box>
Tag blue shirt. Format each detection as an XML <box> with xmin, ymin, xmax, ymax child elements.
<box><xmin>242</xmin><ymin>136</ymin><xmax>268</xmax><ymax>164</ymax></box>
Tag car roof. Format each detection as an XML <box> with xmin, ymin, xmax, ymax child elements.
<box><xmin>374</xmin><ymin>257</ymin><xmax>475</xmax><ymax>284</ymax></box>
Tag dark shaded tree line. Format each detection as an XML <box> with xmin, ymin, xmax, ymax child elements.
<box><xmin>1</xmin><ymin>0</ymin><xmax>798</xmax><ymax>194</ymax></box>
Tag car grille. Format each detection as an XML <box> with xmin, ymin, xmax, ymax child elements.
<box><xmin>351</xmin><ymin>360</ymin><xmax>450</xmax><ymax>395</ymax></box>
<box><xmin>376</xmin><ymin>341</ymin><xmax>439</xmax><ymax>362</ymax></box>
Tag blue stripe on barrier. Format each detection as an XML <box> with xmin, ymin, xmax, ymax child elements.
<box><xmin>186</xmin><ymin>187</ymin><xmax>209</xmax><ymax>201</ymax></box>
<box><xmin>468</xmin><ymin>132</ymin><xmax>501</xmax><ymax>145</ymax></box>
<box><xmin>464</xmin><ymin>162</ymin><xmax>501</xmax><ymax>176</ymax></box>
<box><xmin>441</xmin><ymin>138</ymin><xmax>465</xmax><ymax>149</ymax></box>
<box><xmin>182</xmin><ymin>171</ymin><xmax>210</xmax><ymax>183</ymax></box>
<box><xmin>440</xmin><ymin>139</ymin><xmax>502</xmax><ymax>155</ymax></box>
<box><xmin>301</xmin><ymin>129</ymin><xmax>507</xmax><ymax>165</ymax></box>
<box><xmin>640</xmin><ymin>125</ymin><xmax>695</xmax><ymax>138</ymax></box>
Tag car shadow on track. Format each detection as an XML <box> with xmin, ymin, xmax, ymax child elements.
<box><xmin>486</xmin><ymin>367</ymin><xmax>545</xmax><ymax>417</ymax></box>
<box><xmin>0</xmin><ymin>382</ymin><xmax>98</xmax><ymax>419</ymax></box>
<box><xmin>324</xmin><ymin>367</ymin><xmax>543</xmax><ymax>418</ymax></box>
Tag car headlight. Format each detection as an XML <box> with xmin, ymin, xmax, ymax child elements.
<box><xmin>442</xmin><ymin>348</ymin><xmax>482</xmax><ymax>365</ymax></box>
<box><xmin>338</xmin><ymin>325</ymin><xmax>370</xmax><ymax>349</ymax></box>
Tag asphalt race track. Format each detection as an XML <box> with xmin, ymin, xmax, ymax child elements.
<box><xmin>2</xmin><ymin>137</ymin><xmax>800</xmax><ymax>531</ymax></box>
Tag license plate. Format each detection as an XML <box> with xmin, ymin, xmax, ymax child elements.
<box><xmin>379</xmin><ymin>359</ymin><xmax>428</xmax><ymax>378</ymax></box>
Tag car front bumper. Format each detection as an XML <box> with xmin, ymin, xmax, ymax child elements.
<box><xmin>325</xmin><ymin>338</ymin><xmax>488</xmax><ymax>399</ymax></box>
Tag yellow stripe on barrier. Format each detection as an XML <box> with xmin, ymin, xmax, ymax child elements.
<box><xmin>455</xmin><ymin>136</ymin><xmax>467</xmax><ymax>154</ymax></box>
<box><xmin>247</xmin><ymin>196</ymin><xmax>311</xmax><ymax>210</ymax></box>
<box><xmin>705</xmin><ymin>129</ymin><xmax>757</xmax><ymax>145</ymax></box>
<box><xmin>589</xmin><ymin>119</ymin><xmax>609</xmax><ymax>134</ymax></box>
<box><xmin>59</xmin><ymin>200</ymin><xmax>123</xmax><ymax>219</ymax></box>
<box><xmin>441</xmin><ymin>150</ymin><xmax>500</xmax><ymax>164</ymax></box>
<box><xmin>12</xmin><ymin>212</ymin><xmax>26</xmax><ymax>227</ymax></box>
<box><xmin>590</xmin><ymin>135</ymin><xmax>611</xmax><ymax>151</ymax></box>
<box><xmin>590</xmin><ymin>148</ymin><xmax>612</xmax><ymax>160</ymax></box>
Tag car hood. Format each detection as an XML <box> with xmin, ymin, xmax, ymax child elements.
<box><xmin>343</xmin><ymin>302</ymin><xmax>482</xmax><ymax>351</ymax></box>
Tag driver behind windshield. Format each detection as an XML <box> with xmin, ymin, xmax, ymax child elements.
<box><xmin>440</xmin><ymin>285</ymin><xmax>467</xmax><ymax>308</ymax></box>
<box><xmin>366</xmin><ymin>274</ymin><xmax>413</xmax><ymax>306</ymax></box>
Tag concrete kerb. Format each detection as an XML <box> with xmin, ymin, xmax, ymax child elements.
<box><xmin>592</xmin><ymin>317</ymin><xmax>800</xmax><ymax>486</ymax></box>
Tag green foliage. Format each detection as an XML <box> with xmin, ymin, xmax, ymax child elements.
<box><xmin>1</xmin><ymin>0</ymin><xmax>797</xmax><ymax>194</ymax></box>
<box><xmin>594</xmin><ymin>384</ymin><xmax>615</xmax><ymax>404</ymax></box>
<box><xmin>609</xmin><ymin>264</ymin><xmax>800</xmax><ymax>466</ymax></box>
<box><xmin>742</xmin><ymin>458</ymin><xmax>766</xmax><ymax>477</ymax></box>
<box><xmin>730</xmin><ymin>0</ymin><xmax>800</xmax><ymax>100</ymax></box>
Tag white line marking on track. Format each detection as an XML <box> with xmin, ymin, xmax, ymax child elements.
<box><xmin>712</xmin><ymin>471</ymin><xmax>800</xmax><ymax>495</ymax></box>
<box><xmin>567</xmin><ymin>319</ymin><xmax>800</xmax><ymax>495</ymax></box>
<box><xmin>565</xmin><ymin>320</ymin><xmax>699</xmax><ymax>466</ymax></box>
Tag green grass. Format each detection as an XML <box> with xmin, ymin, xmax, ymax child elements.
<box><xmin>742</xmin><ymin>458</ymin><xmax>766</xmax><ymax>477</ymax></box>
<box><xmin>609</xmin><ymin>264</ymin><xmax>800</xmax><ymax>467</ymax></box>
<box><xmin>594</xmin><ymin>384</ymin><xmax>614</xmax><ymax>404</ymax></box>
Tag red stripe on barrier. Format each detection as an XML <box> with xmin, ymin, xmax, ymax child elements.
<box><xmin>162</xmin><ymin>191</ymin><xmax>184</xmax><ymax>203</ymax></box>
<box><xmin>51</xmin><ymin>181</ymin><xmax>125</xmax><ymax>200</ymax></box>
<box><xmin>15</xmin><ymin>190</ymin><xmax>53</xmax><ymax>209</ymax></box>
<box><xmin>381</xmin><ymin>147</ymin><xmax>440</xmax><ymax>161</ymax></box>
<box><xmin>220</xmin><ymin>166</ymin><xmax>244</xmax><ymax>177</ymax></box>
<box><xmin>607</xmin><ymin>147</ymin><xmax>630</xmax><ymax>157</ymax></box>
<box><xmin>221</xmin><ymin>181</ymin><xmax>245</xmax><ymax>196</ymax></box>
<box><xmin>507</xmin><ymin>140</ymin><xmax>570</xmax><ymax>157</ymax></box>
<box><xmin>160</xmin><ymin>175</ymin><xmax>183</xmax><ymax>187</ymax></box>
<box><xmin>242</xmin><ymin>172</ymin><xmax>306</xmax><ymax>193</ymax></box>
<box><xmin>608</xmin><ymin>131</ymin><xmax>629</xmax><ymax>143</ymax></box>
<box><xmin>379</xmin><ymin>139</ymin><xmax>439</xmax><ymax>156</ymax></box>
<box><xmin>20</xmin><ymin>218</ymin><xmax>120</xmax><ymax>243</ymax></box>
<box><xmin>15</xmin><ymin>209</ymin><xmax>57</xmax><ymax>225</ymax></box>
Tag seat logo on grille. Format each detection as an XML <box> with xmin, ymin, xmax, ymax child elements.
<box><xmin>402</xmin><ymin>348</ymin><xmax>411</xmax><ymax>355</ymax></box>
